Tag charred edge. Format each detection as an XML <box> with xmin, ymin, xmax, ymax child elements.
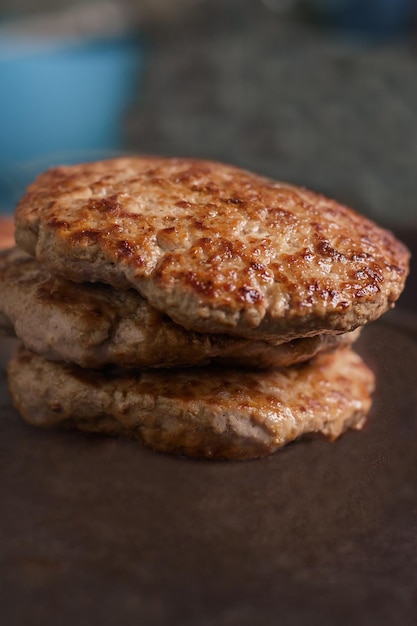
<box><xmin>47</xmin><ymin>217</ymin><xmax>70</xmax><ymax>230</ymax></box>
<box><xmin>117</xmin><ymin>240</ymin><xmax>136</xmax><ymax>259</ymax></box>
<box><xmin>87</xmin><ymin>195</ymin><xmax>121</xmax><ymax>214</ymax></box>
<box><xmin>238</xmin><ymin>286</ymin><xmax>262</xmax><ymax>304</ymax></box>
<box><xmin>185</xmin><ymin>271</ymin><xmax>215</xmax><ymax>297</ymax></box>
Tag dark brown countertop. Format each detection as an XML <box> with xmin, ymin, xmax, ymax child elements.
<box><xmin>1</xmin><ymin>7</ymin><xmax>417</xmax><ymax>621</ymax></box>
<box><xmin>0</xmin><ymin>215</ymin><xmax>417</xmax><ymax>625</ymax></box>
<box><xmin>1</xmin><ymin>314</ymin><xmax>417</xmax><ymax>626</ymax></box>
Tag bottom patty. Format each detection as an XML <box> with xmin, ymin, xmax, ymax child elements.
<box><xmin>8</xmin><ymin>345</ymin><xmax>375</xmax><ymax>460</ymax></box>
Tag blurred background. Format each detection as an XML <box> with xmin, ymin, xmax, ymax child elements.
<box><xmin>0</xmin><ymin>0</ymin><xmax>417</xmax><ymax>229</ymax></box>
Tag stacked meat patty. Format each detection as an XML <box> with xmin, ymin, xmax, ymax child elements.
<box><xmin>1</xmin><ymin>157</ymin><xmax>410</xmax><ymax>459</ymax></box>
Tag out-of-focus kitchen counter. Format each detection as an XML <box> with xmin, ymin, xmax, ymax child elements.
<box><xmin>126</xmin><ymin>3</ymin><xmax>417</xmax><ymax>227</ymax></box>
<box><xmin>1</xmin><ymin>9</ymin><xmax>417</xmax><ymax>622</ymax></box>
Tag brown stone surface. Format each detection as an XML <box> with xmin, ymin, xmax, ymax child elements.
<box><xmin>1</xmin><ymin>315</ymin><xmax>417</xmax><ymax>625</ymax></box>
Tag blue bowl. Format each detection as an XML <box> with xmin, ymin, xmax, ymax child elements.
<box><xmin>0</xmin><ymin>32</ymin><xmax>144</xmax><ymax>212</ymax></box>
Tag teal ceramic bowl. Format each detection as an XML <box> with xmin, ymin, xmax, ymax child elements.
<box><xmin>0</xmin><ymin>32</ymin><xmax>143</xmax><ymax>212</ymax></box>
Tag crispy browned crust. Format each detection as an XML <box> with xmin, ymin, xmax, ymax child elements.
<box><xmin>8</xmin><ymin>345</ymin><xmax>375</xmax><ymax>460</ymax></box>
<box><xmin>0</xmin><ymin>247</ymin><xmax>360</xmax><ymax>369</ymax></box>
<box><xmin>15</xmin><ymin>157</ymin><xmax>410</xmax><ymax>341</ymax></box>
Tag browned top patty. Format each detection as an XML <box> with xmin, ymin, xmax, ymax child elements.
<box><xmin>8</xmin><ymin>345</ymin><xmax>375</xmax><ymax>460</ymax></box>
<box><xmin>15</xmin><ymin>157</ymin><xmax>410</xmax><ymax>341</ymax></box>
<box><xmin>0</xmin><ymin>247</ymin><xmax>360</xmax><ymax>369</ymax></box>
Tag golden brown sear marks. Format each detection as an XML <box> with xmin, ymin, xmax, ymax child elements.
<box><xmin>15</xmin><ymin>157</ymin><xmax>409</xmax><ymax>340</ymax></box>
<box><xmin>8</xmin><ymin>345</ymin><xmax>375</xmax><ymax>460</ymax></box>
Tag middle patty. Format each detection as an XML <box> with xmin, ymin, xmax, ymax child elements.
<box><xmin>0</xmin><ymin>247</ymin><xmax>360</xmax><ymax>370</ymax></box>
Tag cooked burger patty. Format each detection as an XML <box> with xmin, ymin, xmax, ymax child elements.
<box><xmin>0</xmin><ymin>247</ymin><xmax>360</xmax><ymax>369</ymax></box>
<box><xmin>8</xmin><ymin>345</ymin><xmax>375</xmax><ymax>460</ymax></box>
<box><xmin>15</xmin><ymin>157</ymin><xmax>409</xmax><ymax>341</ymax></box>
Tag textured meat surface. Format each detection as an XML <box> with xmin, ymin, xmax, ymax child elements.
<box><xmin>8</xmin><ymin>345</ymin><xmax>375</xmax><ymax>460</ymax></box>
<box><xmin>15</xmin><ymin>157</ymin><xmax>409</xmax><ymax>340</ymax></box>
<box><xmin>16</xmin><ymin>158</ymin><xmax>408</xmax><ymax>339</ymax></box>
<box><xmin>0</xmin><ymin>247</ymin><xmax>360</xmax><ymax>369</ymax></box>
